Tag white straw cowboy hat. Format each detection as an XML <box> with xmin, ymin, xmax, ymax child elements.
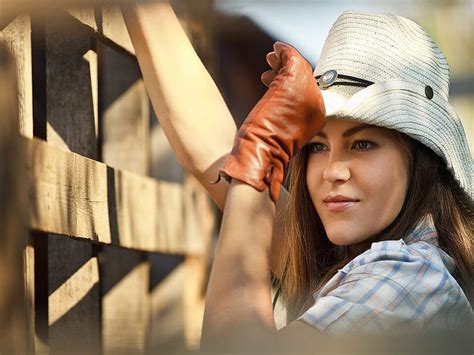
<box><xmin>313</xmin><ymin>10</ymin><xmax>473</xmax><ymax>199</ymax></box>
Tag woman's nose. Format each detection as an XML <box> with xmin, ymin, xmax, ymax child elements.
<box><xmin>322</xmin><ymin>159</ymin><xmax>351</xmax><ymax>182</ymax></box>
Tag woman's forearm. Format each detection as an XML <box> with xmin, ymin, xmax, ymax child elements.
<box><xmin>123</xmin><ymin>2</ymin><xmax>236</xmax><ymax>209</ymax></box>
<box><xmin>202</xmin><ymin>180</ymin><xmax>276</xmax><ymax>341</ymax></box>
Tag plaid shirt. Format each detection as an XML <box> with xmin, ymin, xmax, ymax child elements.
<box><xmin>299</xmin><ymin>215</ymin><xmax>473</xmax><ymax>334</ymax></box>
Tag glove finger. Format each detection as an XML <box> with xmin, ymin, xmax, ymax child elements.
<box><xmin>273</xmin><ymin>41</ymin><xmax>311</xmax><ymax>72</ymax></box>
<box><xmin>269</xmin><ymin>167</ymin><xmax>284</xmax><ymax>203</ymax></box>
<box><xmin>266</xmin><ymin>51</ymin><xmax>281</xmax><ymax>71</ymax></box>
<box><xmin>273</xmin><ymin>41</ymin><xmax>295</xmax><ymax>63</ymax></box>
<box><xmin>261</xmin><ymin>70</ymin><xmax>276</xmax><ymax>87</ymax></box>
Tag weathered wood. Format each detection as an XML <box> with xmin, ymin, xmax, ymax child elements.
<box><xmin>99</xmin><ymin>42</ymin><xmax>150</xmax><ymax>175</ymax></box>
<box><xmin>146</xmin><ymin>176</ymin><xmax>215</xmax><ymax>352</ymax></box>
<box><xmin>98</xmin><ymin>35</ymin><xmax>152</xmax><ymax>354</ymax></box>
<box><xmin>100</xmin><ymin>6</ymin><xmax>135</xmax><ymax>54</ymax></box>
<box><xmin>0</xmin><ymin>15</ymin><xmax>33</xmax><ymax>137</ymax></box>
<box><xmin>101</xmin><ymin>246</ymin><xmax>149</xmax><ymax>354</ymax></box>
<box><xmin>67</xmin><ymin>7</ymin><xmax>135</xmax><ymax>55</ymax></box>
<box><xmin>44</xmin><ymin>14</ymin><xmax>98</xmax><ymax>159</ymax></box>
<box><xmin>24</xmin><ymin>237</ymin><xmax>36</xmax><ymax>353</ymax></box>
<box><xmin>2</xmin><ymin>0</ymin><xmax>148</xmax><ymax>28</ymax></box>
<box><xmin>0</xmin><ymin>40</ymin><xmax>28</xmax><ymax>354</ymax></box>
<box><xmin>38</xmin><ymin>15</ymin><xmax>102</xmax><ymax>352</ymax></box>
<box><xmin>47</xmin><ymin>235</ymin><xmax>101</xmax><ymax>353</ymax></box>
<box><xmin>147</xmin><ymin>255</ymin><xmax>186</xmax><ymax>352</ymax></box>
<box><xmin>182</xmin><ymin>175</ymin><xmax>216</xmax><ymax>349</ymax></box>
<box><xmin>33</xmin><ymin>233</ymin><xmax>49</xmax><ymax>354</ymax></box>
<box><xmin>23</xmin><ymin>136</ymin><xmax>206</xmax><ymax>254</ymax></box>
<box><xmin>68</xmin><ymin>8</ymin><xmax>97</xmax><ymax>30</ymax></box>
<box><xmin>150</xmin><ymin>115</ymin><xmax>185</xmax><ymax>182</ymax></box>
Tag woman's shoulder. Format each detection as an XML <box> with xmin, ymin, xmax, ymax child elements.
<box><xmin>339</xmin><ymin>237</ymin><xmax>461</xmax><ymax>299</ymax></box>
<box><xmin>300</xmin><ymin>237</ymin><xmax>473</xmax><ymax>335</ymax></box>
<box><xmin>344</xmin><ymin>237</ymin><xmax>453</xmax><ymax>274</ymax></box>
<box><xmin>345</xmin><ymin>214</ymin><xmax>456</xmax><ymax>275</ymax></box>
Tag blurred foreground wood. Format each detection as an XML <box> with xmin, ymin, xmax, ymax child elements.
<box><xmin>178</xmin><ymin>328</ymin><xmax>474</xmax><ymax>355</ymax></box>
<box><xmin>0</xmin><ymin>42</ymin><xmax>28</xmax><ymax>354</ymax></box>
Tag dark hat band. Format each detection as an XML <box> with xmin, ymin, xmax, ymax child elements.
<box><xmin>315</xmin><ymin>70</ymin><xmax>374</xmax><ymax>89</ymax></box>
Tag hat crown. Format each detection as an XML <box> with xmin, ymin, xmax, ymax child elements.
<box><xmin>315</xmin><ymin>11</ymin><xmax>450</xmax><ymax>99</ymax></box>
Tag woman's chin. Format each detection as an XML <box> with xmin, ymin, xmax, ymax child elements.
<box><xmin>324</xmin><ymin>226</ymin><xmax>369</xmax><ymax>247</ymax></box>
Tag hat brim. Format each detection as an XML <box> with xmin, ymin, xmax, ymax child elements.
<box><xmin>320</xmin><ymin>79</ymin><xmax>473</xmax><ymax>199</ymax></box>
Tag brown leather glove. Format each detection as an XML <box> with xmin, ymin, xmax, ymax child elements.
<box><xmin>219</xmin><ymin>42</ymin><xmax>326</xmax><ymax>202</ymax></box>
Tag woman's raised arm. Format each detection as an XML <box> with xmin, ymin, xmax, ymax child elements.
<box><xmin>123</xmin><ymin>2</ymin><xmax>290</xmax><ymax>277</ymax></box>
<box><xmin>122</xmin><ymin>1</ymin><xmax>236</xmax><ymax>209</ymax></box>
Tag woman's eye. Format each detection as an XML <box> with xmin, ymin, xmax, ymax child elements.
<box><xmin>308</xmin><ymin>142</ymin><xmax>327</xmax><ymax>153</ymax></box>
<box><xmin>352</xmin><ymin>140</ymin><xmax>376</xmax><ymax>151</ymax></box>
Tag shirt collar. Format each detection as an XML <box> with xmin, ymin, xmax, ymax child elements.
<box><xmin>404</xmin><ymin>214</ymin><xmax>456</xmax><ymax>273</ymax></box>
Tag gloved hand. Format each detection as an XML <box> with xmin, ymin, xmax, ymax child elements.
<box><xmin>219</xmin><ymin>42</ymin><xmax>326</xmax><ymax>202</ymax></box>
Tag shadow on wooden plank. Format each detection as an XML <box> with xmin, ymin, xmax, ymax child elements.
<box><xmin>148</xmin><ymin>253</ymin><xmax>187</xmax><ymax>352</ymax></box>
<box><xmin>48</xmin><ymin>284</ymin><xmax>101</xmax><ymax>354</ymax></box>
<box><xmin>44</xmin><ymin>13</ymin><xmax>98</xmax><ymax>159</ymax></box>
<box><xmin>100</xmin><ymin>245</ymin><xmax>149</xmax><ymax>354</ymax></box>
<box><xmin>47</xmin><ymin>235</ymin><xmax>101</xmax><ymax>353</ymax></box>
<box><xmin>99</xmin><ymin>41</ymin><xmax>150</xmax><ymax>176</ymax></box>
<box><xmin>106</xmin><ymin>166</ymin><xmax>120</xmax><ymax>246</ymax></box>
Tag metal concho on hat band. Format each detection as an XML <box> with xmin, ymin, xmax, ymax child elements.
<box><xmin>316</xmin><ymin>70</ymin><xmax>374</xmax><ymax>89</ymax></box>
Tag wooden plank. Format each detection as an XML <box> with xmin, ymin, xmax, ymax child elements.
<box><xmin>2</xmin><ymin>1</ymin><xmax>147</xmax><ymax>27</ymax></box>
<box><xmin>41</xmin><ymin>15</ymin><xmax>102</xmax><ymax>352</ymax></box>
<box><xmin>182</xmin><ymin>176</ymin><xmax>216</xmax><ymax>349</ymax></box>
<box><xmin>47</xmin><ymin>235</ymin><xmax>101</xmax><ymax>353</ymax></box>
<box><xmin>44</xmin><ymin>14</ymin><xmax>98</xmax><ymax>159</ymax></box>
<box><xmin>0</xmin><ymin>40</ymin><xmax>28</xmax><ymax>353</ymax></box>
<box><xmin>99</xmin><ymin>42</ymin><xmax>149</xmax><ymax>175</ymax></box>
<box><xmin>146</xmin><ymin>176</ymin><xmax>215</xmax><ymax>352</ymax></box>
<box><xmin>68</xmin><ymin>8</ymin><xmax>97</xmax><ymax>30</ymax></box>
<box><xmin>101</xmin><ymin>246</ymin><xmax>149</xmax><ymax>353</ymax></box>
<box><xmin>67</xmin><ymin>7</ymin><xmax>135</xmax><ymax>55</ymax></box>
<box><xmin>150</xmin><ymin>114</ymin><xmax>185</xmax><ymax>182</ymax></box>
<box><xmin>24</xmin><ymin>237</ymin><xmax>36</xmax><ymax>353</ymax></box>
<box><xmin>100</xmin><ymin>6</ymin><xmax>135</xmax><ymax>54</ymax></box>
<box><xmin>0</xmin><ymin>15</ymin><xmax>33</xmax><ymax>137</ymax></box>
<box><xmin>98</xmin><ymin>35</ymin><xmax>150</xmax><ymax>354</ymax></box>
<box><xmin>23</xmin><ymin>136</ymin><xmax>200</xmax><ymax>254</ymax></box>
<box><xmin>147</xmin><ymin>255</ymin><xmax>186</xmax><ymax>352</ymax></box>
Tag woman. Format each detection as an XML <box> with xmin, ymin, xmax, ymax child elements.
<box><xmin>124</xmin><ymin>4</ymin><xmax>473</xmax><ymax>346</ymax></box>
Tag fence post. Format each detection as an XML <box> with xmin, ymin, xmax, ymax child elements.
<box><xmin>0</xmin><ymin>40</ymin><xmax>28</xmax><ymax>354</ymax></box>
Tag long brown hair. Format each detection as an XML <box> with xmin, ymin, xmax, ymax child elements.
<box><xmin>273</xmin><ymin>131</ymin><xmax>474</xmax><ymax>322</ymax></box>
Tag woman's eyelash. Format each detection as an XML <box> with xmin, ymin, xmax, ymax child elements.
<box><xmin>308</xmin><ymin>142</ymin><xmax>327</xmax><ymax>153</ymax></box>
<box><xmin>307</xmin><ymin>140</ymin><xmax>377</xmax><ymax>153</ymax></box>
<box><xmin>352</xmin><ymin>140</ymin><xmax>377</xmax><ymax>150</ymax></box>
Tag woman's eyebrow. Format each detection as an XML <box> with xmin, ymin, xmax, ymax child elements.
<box><xmin>342</xmin><ymin>124</ymin><xmax>374</xmax><ymax>137</ymax></box>
<box><xmin>314</xmin><ymin>124</ymin><xmax>375</xmax><ymax>139</ymax></box>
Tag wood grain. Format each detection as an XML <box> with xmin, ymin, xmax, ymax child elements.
<box><xmin>0</xmin><ymin>15</ymin><xmax>33</xmax><ymax>137</ymax></box>
<box><xmin>101</xmin><ymin>246</ymin><xmax>149</xmax><ymax>354</ymax></box>
<box><xmin>24</xmin><ymin>136</ymin><xmax>208</xmax><ymax>254</ymax></box>
<box><xmin>68</xmin><ymin>7</ymin><xmax>135</xmax><ymax>55</ymax></box>
<box><xmin>45</xmin><ymin>14</ymin><xmax>98</xmax><ymax>159</ymax></box>
<box><xmin>99</xmin><ymin>42</ymin><xmax>149</xmax><ymax>175</ymax></box>
<box><xmin>47</xmin><ymin>235</ymin><xmax>101</xmax><ymax>353</ymax></box>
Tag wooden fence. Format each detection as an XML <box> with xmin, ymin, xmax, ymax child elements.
<box><xmin>1</xmin><ymin>5</ymin><xmax>216</xmax><ymax>354</ymax></box>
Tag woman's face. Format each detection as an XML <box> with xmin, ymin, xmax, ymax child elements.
<box><xmin>306</xmin><ymin>119</ymin><xmax>410</xmax><ymax>253</ymax></box>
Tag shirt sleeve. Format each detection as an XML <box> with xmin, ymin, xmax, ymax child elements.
<box><xmin>298</xmin><ymin>239</ymin><xmax>473</xmax><ymax>335</ymax></box>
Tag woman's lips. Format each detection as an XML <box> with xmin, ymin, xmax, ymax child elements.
<box><xmin>323</xmin><ymin>195</ymin><xmax>359</xmax><ymax>212</ymax></box>
<box><xmin>324</xmin><ymin>201</ymin><xmax>358</xmax><ymax>212</ymax></box>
